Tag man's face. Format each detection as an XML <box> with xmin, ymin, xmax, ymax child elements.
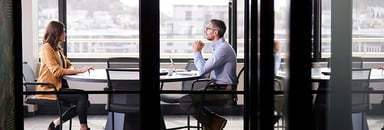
<box><xmin>204</xmin><ymin>23</ymin><xmax>218</xmax><ymax>41</ymax></box>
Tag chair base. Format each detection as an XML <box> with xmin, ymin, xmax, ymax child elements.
<box><xmin>165</xmin><ymin>114</ymin><xmax>202</xmax><ymax>130</ymax></box>
<box><xmin>167</xmin><ymin>125</ymin><xmax>201</xmax><ymax>130</ymax></box>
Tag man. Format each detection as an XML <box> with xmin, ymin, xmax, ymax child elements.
<box><xmin>180</xmin><ymin>19</ymin><xmax>237</xmax><ymax>130</ymax></box>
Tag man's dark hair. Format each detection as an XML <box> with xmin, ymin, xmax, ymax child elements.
<box><xmin>210</xmin><ymin>19</ymin><xmax>226</xmax><ymax>38</ymax></box>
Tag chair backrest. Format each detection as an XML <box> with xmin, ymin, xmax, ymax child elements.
<box><xmin>23</xmin><ymin>62</ymin><xmax>67</xmax><ymax>110</ymax></box>
<box><xmin>23</xmin><ymin>62</ymin><xmax>37</xmax><ymax>97</ymax></box>
<box><xmin>105</xmin><ymin>68</ymin><xmax>140</xmax><ymax>113</ymax></box>
<box><xmin>232</xmin><ymin>66</ymin><xmax>245</xmax><ymax>105</ymax></box>
<box><xmin>274</xmin><ymin>78</ymin><xmax>285</xmax><ymax>118</ymax></box>
<box><xmin>351</xmin><ymin>57</ymin><xmax>364</xmax><ymax>68</ymax></box>
<box><xmin>351</xmin><ymin>68</ymin><xmax>371</xmax><ymax>113</ymax></box>
<box><xmin>237</xmin><ymin>66</ymin><xmax>245</xmax><ymax>83</ymax></box>
<box><xmin>327</xmin><ymin>57</ymin><xmax>364</xmax><ymax>68</ymax></box>
<box><xmin>106</xmin><ymin>57</ymin><xmax>140</xmax><ymax>68</ymax></box>
<box><xmin>23</xmin><ymin>62</ymin><xmax>36</xmax><ymax>82</ymax></box>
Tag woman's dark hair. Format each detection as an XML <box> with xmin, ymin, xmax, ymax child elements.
<box><xmin>210</xmin><ymin>19</ymin><xmax>226</xmax><ymax>38</ymax></box>
<box><xmin>43</xmin><ymin>21</ymin><xmax>65</xmax><ymax>51</ymax></box>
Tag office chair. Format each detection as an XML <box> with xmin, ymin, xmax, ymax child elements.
<box><xmin>105</xmin><ymin>68</ymin><xmax>141</xmax><ymax>130</ymax></box>
<box><xmin>233</xmin><ymin>66</ymin><xmax>245</xmax><ymax>105</ymax></box>
<box><xmin>106</xmin><ymin>57</ymin><xmax>140</xmax><ymax>68</ymax></box>
<box><xmin>22</xmin><ymin>61</ymin><xmax>75</xmax><ymax>130</ymax></box>
<box><xmin>274</xmin><ymin>78</ymin><xmax>285</xmax><ymax>129</ymax></box>
<box><xmin>160</xmin><ymin>60</ymin><xmax>209</xmax><ymax>130</ymax></box>
<box><xmin>198</xmin><ymin>66</ymin><xmax>244</xmax><ymax>105</ymax></box>
<box><xmin>105</xmin><ymin>57</ymin><xmax>141</xmax><ymax>129</ymax></box>
<box><xmin>189</xmin><ymin>66</ymin><xmax>244</xmax><ymax>130</ymax></box>
<box><xmin>351</xmin><ymin>68</ymin><xmax>372</xmax><ymax>130</ymax></box>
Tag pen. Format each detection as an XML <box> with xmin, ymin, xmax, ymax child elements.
<box><xmin>88</xmin><ymin>69</ymin><xmax>90</xmax><ymax>75</ymax></box>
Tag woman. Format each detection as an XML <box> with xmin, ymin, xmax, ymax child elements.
<box><xmin>36</xmin><ymin>20</ymin><xmax>94</xmax><ymax>130</ymax></box>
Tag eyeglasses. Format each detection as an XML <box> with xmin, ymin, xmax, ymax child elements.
<box><xmin>205</xmin><ymin>27</ymin><xmax>217</xmax><ymax>31</ymax></box>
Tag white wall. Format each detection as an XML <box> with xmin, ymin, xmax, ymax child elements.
<box><xmin>22</xmin><ymin>0</ymin><xmax>39</xmax><ymax>70</ymax></box>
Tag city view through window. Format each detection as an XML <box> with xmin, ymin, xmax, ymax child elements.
<box><xmin>321</xmin><ymin>0</ymin><xmax>384</xmax><ymax>58</ymax></box>
<box><xmin>37</xmin><ymin>0</ymin><xmax>384</xmax><ymax>59</ymax></box>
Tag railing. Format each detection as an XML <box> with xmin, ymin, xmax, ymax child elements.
<box><xmin>39</xmin><ymin>38</ymin><xmax>384</xmax><ymax>59</ymax></box>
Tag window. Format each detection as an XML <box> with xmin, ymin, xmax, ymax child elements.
<box><xmin>321</xmin><ymin>0</ymin><xmax>384</xmax><ymax>59</ymax></box>
<box><xmin>65</xmin><ymin>0</ymin><xmax>140</xmax><ymax>58</ymax></box>
<box><xmin>36</xmin><ymin>0</ymin><xmax>384</xmax><ymax>61</ymax></box>
<box><xmin>37</xmin><ymin>0</ymin><xmax>58</xmax><ymax>51</ymax></box>
<box><xmin>37</xmin><ymin>0</ymin><xmax>234</xmax><ymax>59</ymax></box>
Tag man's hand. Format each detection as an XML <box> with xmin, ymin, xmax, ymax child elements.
<box><xmin>192</xmin><ymin>40</ymin><xmax>204</xmax><ymax>52</ymax></box>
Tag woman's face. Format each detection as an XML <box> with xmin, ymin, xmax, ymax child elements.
<box><xmin>59</xmin><ymin>31</ymin><xmax>66</xmax><ymax>42</ymax></box>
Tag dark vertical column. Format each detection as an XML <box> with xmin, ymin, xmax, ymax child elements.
<box><xmin>329</xmin><ymin>0</ymin><xmax>353</xmax><ymax>129</ymax></box>
<box><xmin>313</xmin><ymin>0</ymin><xmax>321</xmax><ymax>61</ymax></box>
<box><xmin>58</xmin><ymin>0</ymin><xmax>67</xmax><ymax>55</ymax></box>
<box><xmin>139</xmin><ymin>0</ymin><xmax>160</xmax><ymax>129</ymax></box>
<box><xmin>245</xmin><ymin>0</ymin><xmax>253</xmax><ymax>129</ymax></box>
<box><xmin>14</xmin><ymin>0</ymin><xmax>24</xmax><ymax>130</ymax></box>
<box><xmin>286</xmin><ymin>0</ymin><xmax>313</xmax><ymax>130</ymax></box>
<box><xmin>248</xmin><ymin>0</ymin><xmax>268</xmax><ymax>129</ymax></box>
<box><xmin>229</xmin><ymin>2</ymin><xmax>232</xmax><ymax>46</ymax></box>
<box><xmin>259</xmin><ymin>0</ymin><xmax>275</xmax><ymax>129</ymax></box>
<box><xmin>229</xmin><ymin>0</ymin><xmax>237</xmax><ymax>52</ymax></box>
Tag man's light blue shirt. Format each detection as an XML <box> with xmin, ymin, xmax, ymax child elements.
<box><xmin>194</xmin><ymin>38</ymin><xmax>237</xmax><ymax>85</ymax></box>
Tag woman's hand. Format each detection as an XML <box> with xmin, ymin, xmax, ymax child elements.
<box><xmin>378</xmin><ymin>65</ymin><xmax>384</xmax><ymax>70</ymax></box>
<box><xmin>79</xmin><ymin>66</ymin><xmax>95</xmax><ymax>73</ymax></box>
<box><xmin>64</xmin><ymin>66</ymin><xmax>94</xmax><ymax>75</ymax></box>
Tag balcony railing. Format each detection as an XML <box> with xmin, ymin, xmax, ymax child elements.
<box><xmin>39</xmin><ymin>38</ymin><xmax>384</xmax><ymax>59</ymax></box>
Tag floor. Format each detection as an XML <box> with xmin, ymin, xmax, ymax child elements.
<box><xmin>23</xmin><ymin>114</ymin><xmax>384</xmax><ymax>130</ymax></box>
<box><xmin>23</xmin><ymin>115</ymin><xmax>244</xmax><ymax>130</ymax></box>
